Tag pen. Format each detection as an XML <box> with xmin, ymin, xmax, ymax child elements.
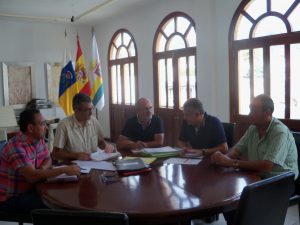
<box><xmin>121</xmin><ymin>168</ymin><xmax>152</xmax><ymax>176</ymax></box>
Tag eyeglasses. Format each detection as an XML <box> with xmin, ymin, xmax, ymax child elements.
<box><xmin>78</xmin><ymin>106</ymin><xmax>94</xmax><ymax>112</ymax></box>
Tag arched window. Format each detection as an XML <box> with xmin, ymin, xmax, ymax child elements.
<box><xmin>229</xmin><ymin>0</ymin><xmax>300</xmax><ymax>130</ymax></box>
<box><xmin>108</xmin><ymin>29</ymin><xmax>137</xmax><ymax>105</ymax></box>
<box><xmin>108</xmin><ymin>29</ymin><xmax>138</xmax><ymax>141</ymax></box>
<box><xmin>153</xmin><ymin>12</ymin><xmax>196</xmax><ymax>145</ymax></box>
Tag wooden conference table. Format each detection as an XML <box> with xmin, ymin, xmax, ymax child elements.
<box><xmin>37</xmin><ymin>154</ymin><xmax>260</xmax><ymax>224</ymax></box>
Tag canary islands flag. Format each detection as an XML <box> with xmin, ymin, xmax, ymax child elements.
<box><xmin>75</xmin><ymin>35</ymin><xmax>91</xmax><ymax>96</ymax></box>
<box><xmin>90</xmin><ymin>32</ymin><xmax>104</xmax><ymax>111</ymax></box>
<box><xmin>59</xmin><ymin>45</ymin><xmax>78</xmax><ymax>116</ymax></box>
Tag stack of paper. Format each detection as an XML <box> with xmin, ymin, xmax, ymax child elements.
<box><xmin>164</xmin><ymin>157</ymin><xmax>202</xmax><ymax>165</ymax></box>
<box><xmin>90</xmin><ymin>150</ymin><xmax>121</xmax><ymax>161</ymax></box>
<box><xmin>142</xmin><ymin>146</ymin><xmax>182</xmax><ymax>158</ymax></box>
<box><xmin>73</xmin><ymin>160</ymin><xmax>116</xmax><ymax>171</ymax></box>
<box><xmin>46</xmin><ymin>173</ymin><xmax>78</xmax><ymax>183</ymax></box>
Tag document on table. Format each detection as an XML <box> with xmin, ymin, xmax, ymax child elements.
<box><xmin>164</xmin><ymin>157</ymin><xmax>202</xmax><ymax>165</ymax></box>
<box><xmin>46</xmin><ymin>166</ymin><xmax>79</xmax><ymax>183</ymax></box>
<box><xmin>143</xmin><ymin>146</ymin><xmax>182</xmax><ymax>154</ymax></box>
<box><xmin>90</xmin><ymin>148</ymin><xmax>121</xmax><ymax>161</ymax></box>
<box><xmin>73</xmin><ymin>160</ymin><xmax>116</xmax><ymax>171</ymax></box>
<box><xmin>123</xmin><ymin>157</ymin><xmax>157</xmax><ymax>165</ymax></box>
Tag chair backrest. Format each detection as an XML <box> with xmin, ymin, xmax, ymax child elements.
<box><xmin>233</xmin><ymin>171</ymin><xmax>294</xmax><ymax>225</ymax></box>
<box><xmin>0</xmin><ymin>129</ymin><xmax>7</xmax><ymax>154</ymax></box>
<box><xmin>292</xmin><ymin>131</ymin><xmax>300</xmax><ymax>194</ymax></box>
<box><xmin>222</xmin><ymin>122</ymin><xmax>236</xmax><ymax>148</ymax></box>
<box><xmin>31</xmin><ymin>209</ymin><xmax>129</xmax><ymax>225</ymax></box>
<box><xmin>0</xmin><ymin>129</ymin><xmax>7</xmax><ymax>142</ymax></box>
<box><xmin>47</xmin><ymin>123</ymin><xmax>58</xmax><ymax>152</ymax></box>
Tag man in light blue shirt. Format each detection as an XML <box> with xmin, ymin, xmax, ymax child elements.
<box><xmin>211</xmin><ymin>94</ymin><xmax>298</xmax><ymax>179</ymax></box>
<box><xmin>211</xmin><ymin>94</ymin><xmax>298</xmax><ymax>225</ymax></box>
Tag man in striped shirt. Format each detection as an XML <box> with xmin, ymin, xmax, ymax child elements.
<box><xmin>0</xmin><ymin>109</ymin><xmax>80</xmax><ymax>213</ymax></box>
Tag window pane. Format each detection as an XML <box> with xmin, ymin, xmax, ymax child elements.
<box><xmin>235</xmin><ymin>15</ymin><xmax>252</xmax><ymax>40</ymax></box>
<box><xmin>238</xmin><ymin>50</ymin><xmax>251</xmax><ymax>115</ymax></box>
<box><xmin>130</xmin><ymin>63</ymin><xmax>136</xmax><ymax>104</ymax></box>
<box><xmin>110</xmin><ymin>46</ymin><xmax>117</xmax><ymax>60</ymax></box>
<box><xmin>186</xmin><ymin>27</ymin><xmax>196</xmax><ymax>47</ymax></box>
<box><xmin>156</xmin><ymin>33</ymin><xmax>166</xmax><ymax>52</ymax></box>
<box><xmin>124</xmin><ymin>64</ymin><xmax>130</xmax><ymax>105</ymax></box>
<box><xmin>177</xmin><ymin>16</ymin><xmax>190</xmax><ymax>35</ymax></box>
<box><xmin>253</xmin><ymin>16</ymin><xmax>287</xmax><ymax>38</ymax></box>
<box><xmin>162</xmin><ymin>18</ymin><xmax>175</xmax><ymax>37</ymax></box>
<box><xmin>117</xmin><ymin>65</ymin><xmax>122</xmax><ymax>104</ymax></box>
<box><xmin>245</xmin><ymin>0</ymin><xmax>267</xmax><ymax>20</ymax></box>
<box><xmin>253</xmin><ymin>48</ymin><xmax>264</xmax><ymax>96</ymax></box>
<box><xmin>128</xmin><ymin>42</ymin><xmax>136</xmax><ymax>57</ymax></box>
<box><xmin>168</xmin><ymin>35</ymin><xmax>186</xmax><ymax>50</ymax></box>
<box><xmin>158</xmin><ymin>59</ymin><xmax>167</xmax><ymax>107</ymax></box>
<box><xmin>167</xmin><ymin>58</ymin><xmax>174</xmax><ymax>108</ymax></box>
<box><xmin>270</xmin><ymin>45</ymin><xmax>285</xmax><ymax>118</ymax></box>
<box><xmin>118</xmin><ymin>46</ymin><xmax>128</xmax><ymax>59</ymax></box>
<box><xmin>178</xmin><ymin>57</ymin><xmax>187</xmax><ymax>108</ymax></box>
<box><xmin>288</xmin><ymin>3</ymin><xmax>300</xmax><ymax>32</ymax></box>
<box><xmin>290</xmin><ymin>43</ymin><xmax>300</xmax><ymax>119</ymax></box>
<box><xmin>111</xmin><ymin>66</ymin><xmax>117</xmax><ymax>104</ymax></box>
<box><xmin>189</xmin><ymin>56</ymin><xmax>196</xmax><ymax>99</ymax></box>
<box><xmin>271</xmin><ymin>0</ymin><xmax>295</xmax><ymax>14</ymax></box>
<box><xmin>123</xmin><ymin>32</ymin><xmax>131</xmax><ymax>46</ymax></box>
<box><xmin>114</xmin><ymin>33</ymin><xmax>122</xmax><ymax>47</ymax></box>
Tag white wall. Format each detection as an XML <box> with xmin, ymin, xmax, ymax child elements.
<box><xmin>0</xmin><ymin>0</ymin><xmax>243</xmax><ymax>138</ymax></box>
<box><xmin>94</xmin><ymin>0</ymin><xmax>243</xmax><ymax>135</ymax></box>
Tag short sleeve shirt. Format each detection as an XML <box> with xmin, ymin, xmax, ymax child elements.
<box><xmin>53</xmin><ymin>115</ymin><xmax>104</xmax><ymax>153</ymax></box>
<box><xmin>179</xmin><ymin>113</ymin><xmax>226</xmax><ymax>149</ymax></box>
<box><xmin>236</xmin><ymin>118</ymin><xmax>299</xmax><ymax>178</ymax></box>
<box><xmin>121</xmin><ymin>115</ymin><xmax>164</xmax><ymax>142</ymax></box>
<box><xmin>0</xmin><ymin>132</ymin><xmax>50</xmax><ymax>202</ymax></box>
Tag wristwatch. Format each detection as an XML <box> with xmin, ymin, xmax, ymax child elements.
<box><xmin>233</xmin><ymin>160</ymin><xmax>239</xmax><ymax>169</ymax></box>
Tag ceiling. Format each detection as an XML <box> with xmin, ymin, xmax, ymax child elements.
<box><xmin>0</xmin><ymin>0</ymin><xmax>152</xmax><ymax>25</ymax></box>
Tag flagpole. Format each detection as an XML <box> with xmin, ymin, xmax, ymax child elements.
<box><xmin>92</xmin><ymin>27</ymin><xmax>99</xmax><ymax>120</ymax></box>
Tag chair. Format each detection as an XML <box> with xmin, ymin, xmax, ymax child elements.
<box><xmin>47</xmin><ymin>122</ymin><xmax>58</xmax><ymax>152</ymax></box>
<box><xmin>233</xmin><ymin>171</ymin><xmax>294</xmax><ymax>225</ymax></box>
<box><xmin>31</xmin><ymin>209</ymin><xmax>129</xmax><ymax>225</ymax></box>
<box><xmin>289</xmin><ymin>132</ymin><xmax>300</xmax><ymax>218</ymax></box>
<box><xmin>222</xmin><ymin>122</ymin><xmax>236</xmax><ymax>148</ymax></box>
<box><xmin>0</xmin><ymin>129</ymin><xmax>7</xmax><ymax>153</ymax></box>
<box><xmin>0</xmin><ymin>129</ymin><xmax>33</xmax><ymax>225</ymax></box>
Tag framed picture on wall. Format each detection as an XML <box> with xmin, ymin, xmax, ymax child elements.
<box><xmin>2</xmin><ymin>62</ymin><xmax>35</xmax><ymax>109</ymax></box>
<box><xmin>45</xmin><ymin>62</ymin><xmax>62</xmax><ymax>105</ymax></box>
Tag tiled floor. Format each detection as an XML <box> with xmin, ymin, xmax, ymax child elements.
<box><xmin>0</xmin><ymin>206</ymin><xmax>299</xmax><ymax>225</ymax></box>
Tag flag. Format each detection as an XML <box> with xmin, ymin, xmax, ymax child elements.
<box><xmin>90</xmin><ymin>32</ymin><xmax>105</xmax><ymax>111</ymax></box>
<box><xmin>59</xmin><ymin>31</ymin><xmax>78</xmax><ymax>116</ymax></box>
<box><xmin>75</xmin><ymin>35</ymin><xmax>91</xmax><ymax>96</ymax></box>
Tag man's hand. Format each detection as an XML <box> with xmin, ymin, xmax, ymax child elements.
<box><xmin>104</xmin><ymin>143</ymin><xmax>116</xmax><ymax>153</ymax></box>
<box><xmin>135</xmin><ymin>141</ymin><xmax>147</xmax><ymax>149</ymax></box>
<box><xmin>63</xmin><ymin>165</ymin><xmax>81</xmax><ymax>176</ymax></box>
<box><xmin>211</xmin><ymin>151</ymin><xmax>233</xmax><ymax>167</ymax></box>
<box><xmin>76</xmin><ymin>152</ymin><xmax>91</xmax><ymax>161</ymax></box>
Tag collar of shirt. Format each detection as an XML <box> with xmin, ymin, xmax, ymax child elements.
<box><xmin>137</xmin><ymin>115</ymin><xmax>152</xmax><ymax>129</ymax></box>
<box><xmin>71</xmin><ymin>115</ymin><xmax>92</xmax><ymax>129</ymax></box>
<box><xmin>254</xmin><ymin>117</ymin><xmax>274</xmax><ymax>141</ymax></box>
<box><xmin>17</xmin><ymin>132</ymin><xmax>39</xmax><ymax>145</ymax></box>
<box><xmin>194</xmin><ymin>112</ymin><xmax>206</xmax><ymax>133</ymax></box>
